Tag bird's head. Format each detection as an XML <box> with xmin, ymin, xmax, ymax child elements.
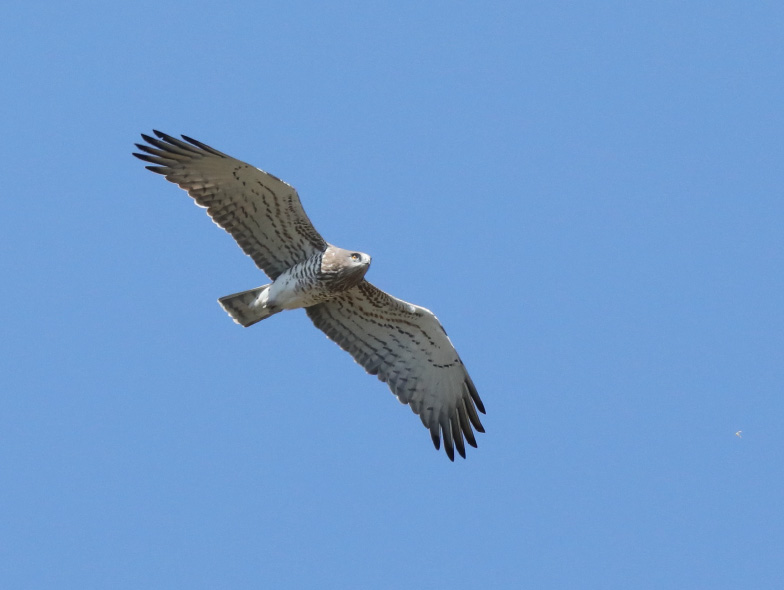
<box><xmin>321</xmin><ymin>246</ymin><xmax>371</xmax><ymax>290</ymax></box>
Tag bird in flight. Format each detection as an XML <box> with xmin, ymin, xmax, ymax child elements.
<box><xmin>133</xmin><ymin>131</ymin><xmax>485</xmax><ymax>460</ymax></box>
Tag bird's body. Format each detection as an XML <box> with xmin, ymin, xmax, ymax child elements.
<box><xmin>133</xmin><ymin>131</ymin><xmax>485</xmax><ymax>460</ymax></box>
<box><xmin>219</xmin><ymin>246</ymin><xmax>372</xmax><ymax>326</ymax></box>
<box><xmin>261</xmin><ymin>252</ymin><xmax>331</xmax><ymax>311</ymax></box>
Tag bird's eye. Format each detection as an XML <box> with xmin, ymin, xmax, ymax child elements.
<box><xmin>351</xmin><ymin>253</ymin><xmax>360</xmax><ymax>261</ymax></box>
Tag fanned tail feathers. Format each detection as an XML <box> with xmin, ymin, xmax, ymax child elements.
<box><xmin>218</xmin><ymin>285</ymin><xmax>279</xmax><ymax>327</ymax></box>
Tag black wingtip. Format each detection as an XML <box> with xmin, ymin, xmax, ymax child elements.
<box><xmin>451</xmin><ymin>414</ymin><xmax>466</xmax><ymax>459</ymax></box>
<box><xmin>463</xmin><ymin>375</ymin><xmax>485</xmax><ymax>415</ymax></box>
<box><xmin>151</xmin><ymin>129</ymin><xmax>179</xmax><ymax>145</ymax></box>
<box><xmin>431</xmin><ymin>431</ymin><xmax>441</xmax><ymax>450</ymax></box>
<box><xmin>133</xmin><ymin>153</ymin><xmax>161</xmax><ymax>164</ymax></box>
<box><xmin>458</xmin><ymin>402</ymin><xmax>478</xmax><ymax>448</ymax></box>
<box><xmin>181</xmin><ymin>134</ymin><xmax>226</xmax><ymax>157</ymax></box>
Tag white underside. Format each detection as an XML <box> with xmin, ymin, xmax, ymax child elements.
<box><xmin>263</xmin><ymin>269</ymin><xmax>323</xmax><ymax>310</ymax></box>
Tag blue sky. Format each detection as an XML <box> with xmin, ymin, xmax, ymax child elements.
<box><xmin>2</xmin><ymin>1</ymin><xmax>783</xmax><ymax>588</ymax></box>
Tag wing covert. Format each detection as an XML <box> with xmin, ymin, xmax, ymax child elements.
<box><xmin>306</xmin><ymin>281</ymin><xmax>485</xmax><ymax>460</ymax></box>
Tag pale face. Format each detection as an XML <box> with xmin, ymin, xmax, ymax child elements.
<box><xmin>346</xmin><ymin>250</ymin><xmax>371</xmax><ymax>267</ymax></box>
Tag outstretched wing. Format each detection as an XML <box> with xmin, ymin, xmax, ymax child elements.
<box><xmin>306</xmin><ymin>281</ymin><xmax>485</xmax><ymax>460</ymax></box>
<box><xmin>133</xmin><ymin>130</ymin><xmax>327</xmax><ymax>279</ymax></box>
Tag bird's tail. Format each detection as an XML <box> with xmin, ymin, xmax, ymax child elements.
<box><xmin>218</xmin><ymin>285</ymin><xmax>280</xmax><ymax>327</ymax></box>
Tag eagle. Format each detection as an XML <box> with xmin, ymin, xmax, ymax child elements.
<box><xmin>133</xmin><ymin>131</ymin><xmax>485</xmax><ymax>460</ymax></box>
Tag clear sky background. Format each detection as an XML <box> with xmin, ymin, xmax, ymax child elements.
<box><xmin>1</xmin><ymin>1</ymin><xmax>782</xmax><ymax>588</ymax></box>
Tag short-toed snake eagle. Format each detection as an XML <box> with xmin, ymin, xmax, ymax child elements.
<box><xmin>133</xmin><ymin>131</ymin><xmax>485</xmax><ymax>460</ymax></box>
